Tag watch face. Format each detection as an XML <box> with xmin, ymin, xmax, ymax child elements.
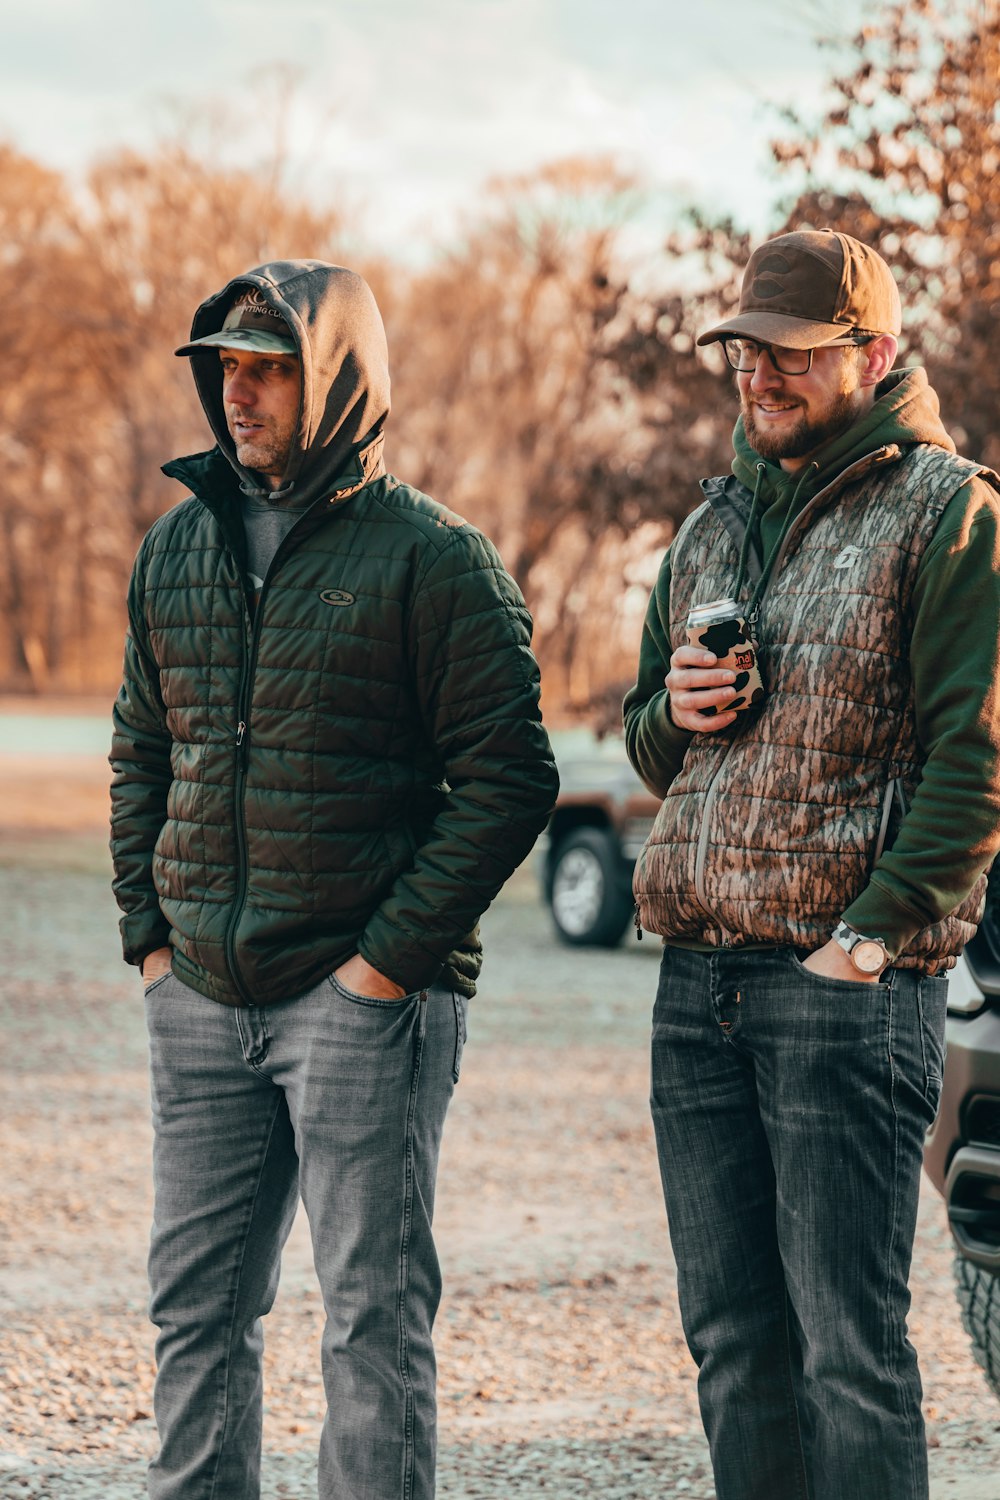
<box><xmin>853</xmin><ymin>939</ymin><xmax>886</xmax><ymax>974</ymax></box>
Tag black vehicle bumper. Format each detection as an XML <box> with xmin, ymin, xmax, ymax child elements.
<box><xmin>925</xmin><ymin>1004</ymin><xmax>1000</xmax><ymax>1273</ymax></box>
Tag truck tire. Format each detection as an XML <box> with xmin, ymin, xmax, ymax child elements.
<box><xmin>549</xmin><ymin>827</ymin><xmax>633</xmax><ymax>948</ymax></box>
<box><xmin>954</xmin><ymin>1254</ymin><xmax>1000</xmax><ymax>1399</ymax></box>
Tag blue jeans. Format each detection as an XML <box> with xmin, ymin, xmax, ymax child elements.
<box><xmin>143</xmin><ymin>970</ymin><xmax>466</xmax><ymax>1500</ymax></box>
<box><xmin>650</xmin><ymin>946</ymin><xmax>947</xmax><ymax>1500</ymax></box>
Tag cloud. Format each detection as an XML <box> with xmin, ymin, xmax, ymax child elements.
<box><xmin>0</xmin><ymin>0</ymin><xmax>863</xmax><ymax>251</ymax></box>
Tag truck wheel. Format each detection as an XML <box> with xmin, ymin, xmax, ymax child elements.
<box><xmin>549</xmin><ymin>827</ymin><xmax>633</xmax><ymax>948</ymax></box>
<box><xmin>954</xmin><ymin>1254</ymin><xmax>1000</xmax><ymax>1399</ymax></box>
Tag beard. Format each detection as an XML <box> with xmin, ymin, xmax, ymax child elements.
<box><xmin>741</xmin><ymin>385</ymin><xmax>865</xmax><ymax>463</ymax></box>
<box><xmin>228</xmin><ymin>416</ymin><xmax>295</xmax><ymax>480</ymax></box>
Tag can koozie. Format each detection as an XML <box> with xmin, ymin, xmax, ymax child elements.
<box><xmin>686</xmin><ymin>598</ymin><xmax>766</xmax><ymax>716</ymax></box>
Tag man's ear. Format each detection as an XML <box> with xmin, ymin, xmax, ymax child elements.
<box><xmin>859</xmin><ymin>334</ymin><xmax>898</xmax><ymax>387</ymax></box>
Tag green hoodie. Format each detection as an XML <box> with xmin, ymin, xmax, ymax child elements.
<box><xmin>624</xmin><ymin>367</ymin><xmax>1000</xmax><ymax>960</ymax></box>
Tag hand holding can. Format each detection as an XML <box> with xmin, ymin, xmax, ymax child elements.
<box><xmin>685</xmin><ymin>599</ymin><xmax>765</xmax><ymax>717</ymax></box>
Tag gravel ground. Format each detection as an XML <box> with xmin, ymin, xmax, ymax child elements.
<box><xmin>3</xmin><ymin>810</ymin><xmax>1000</xmax><ymax>1498</ymax></box>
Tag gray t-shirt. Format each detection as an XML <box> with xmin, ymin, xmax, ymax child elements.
<box><xmin>242</xmin><ymin>498</ymin><xmax>309</xmax><ymax>605</ymax></box>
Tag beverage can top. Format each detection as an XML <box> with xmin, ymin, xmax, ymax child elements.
<box><xmin>687</xmin><ymin>597</ymin><xmax>742</xmax><ymax>628</ymax></box>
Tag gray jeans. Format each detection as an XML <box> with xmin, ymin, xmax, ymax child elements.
<box><xmin>144</xmin><ymin>970</ymin><xmax>466</xmax><ymax>1500</ymax></box>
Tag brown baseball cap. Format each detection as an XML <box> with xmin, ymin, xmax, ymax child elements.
<box><xmin>175</xmin><ymin>286</ymin><xmax>297</xmax><ymax>356</ymax></box>
<box><xmin>697</xmin><ymin>229</ymin><xmax>902</xmax><ymax>350</ymax></box>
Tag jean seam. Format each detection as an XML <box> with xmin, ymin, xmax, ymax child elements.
<box><xmin>915</xmin><ymin>983</ymin><xmax>931</xmax><ymax>1100</ymax></box>
<box><xmin>881</xmin><ymin>980</ymin><xmax>923</xmax><ymax>1499</ymax></box>
<box><xmin>780</xmin><ymin>1295</ymin><xmax>811</xmax><ymax>1500</ymax></box>
<box><xmin>915</xmin><ymin>979</ymin><xmax>944</xmax><ymax>1105</ymax></box>
<box><xmin>205</xmin><ymin>1091</ymin><xmax>287</xmax><ymax>1500</ymax></box>
<box><xmin>397</xmin><ymin>998</ymin><xmax>426</xmax><ymax>1500</ymax></box>
<box><xmin>451</xmin><ymin>993</ymin><xmax>466</xmax><ymax>1083</ymax></box>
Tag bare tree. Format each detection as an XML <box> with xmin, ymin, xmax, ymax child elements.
<box><xmin>9</xmin><ymin>2</ymin><xmax>990</xmax><ymax>709</ymax></box>
<box><xmin>0</xmin><ymin>147</ymin><xmax>109</xmax><ymax>689</ymax></box>
<box><xmin>387</xmin><ymin>158</ymin><xmax>716</xmax><ymax>702</ymax></box>
<box><xmin>0</xmin><ymin>126</ymin><xmax>346</xmax><ymax>691</ymax></box>
<box><xmin>771</xmin><ymin>0</ymin><xmax>998</xmax><ymax>460</ymax></box>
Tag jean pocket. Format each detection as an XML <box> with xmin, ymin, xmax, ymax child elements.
<box><xmin>452</xmin><ymin>994</ymin><xmax>468</xmax><ymax>1083</ymax></box>
<box><xmin>917</xmin><ymin>975</ymin><xmax>948</xmax><ymax>1111</ymax></box>
<box><xmin>328</xmin><ymin>973</ymin><xmax>420</xmax><ymax>1008</ymax></box>
<box><xmin>143</xmin><ymin>970</ymin><xmax>174</xmax><ymax>996</ymax></box>
<box><xmin>786</xmin><ymin>949</ymin><xmax>886</xmax><ymax>992</ymax></box>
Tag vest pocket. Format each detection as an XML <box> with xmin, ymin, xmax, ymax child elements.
<box><xmin>873</xmin><ymin>778</ymin><xmax>909</xmax><ymax>866</ymax></box>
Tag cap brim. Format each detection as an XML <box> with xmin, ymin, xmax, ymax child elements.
<box><xmin>175</xmin><ymin>328</ymin><xmax>298</xmax><ymax>357</ymax></box>
<box><xmin>696</xmin><ymin>311</ymin><xmax>856</xmax><ymax>349</ymax></box>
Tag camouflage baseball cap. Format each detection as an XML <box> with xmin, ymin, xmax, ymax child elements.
<box><xmin>697</xmin><ymin>229</ymin><xmax>902</xmax><ymax>350</ymax></box>
<box><xmin>175</xmin><ymin>286</ymin><xmax>297</xmax><ymax>357</ymax></box>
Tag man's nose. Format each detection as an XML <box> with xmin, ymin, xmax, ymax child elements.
<box><xmin>224</xmin><ymin>370</ymin><xmax>256</xmax><ymax>406</ymax></box>
<box><xmin>749</xmin><ymin>349</ymin><xmax>783</xmax><ymax>391</ymax></box>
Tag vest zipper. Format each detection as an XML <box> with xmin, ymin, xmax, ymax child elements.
<box><xmin>691</xmin><ymin>448</ymin><xmax>896</xmax><ymax>934</ymax></box>
<box><xmin>753</xmin><ymin>447</ymin><xmax>896</xmax><ymax>614</ymax></box>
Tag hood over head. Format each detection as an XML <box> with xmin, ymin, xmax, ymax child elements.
<box><xmin>177</xmin><ymin>259</ymin><xmax>390</xmax><ymax>506</ymax></box>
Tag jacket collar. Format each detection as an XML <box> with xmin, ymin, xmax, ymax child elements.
<box><xmin>162</xmin><ymin>429</ymin><xmax>386</xmax><ymax>511</ymax></box>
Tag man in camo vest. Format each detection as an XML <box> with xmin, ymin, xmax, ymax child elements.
<box><xmin>624</xmin><ymin>229</ymin><xmax>1000</xmax><ymax>1500</ymax></box>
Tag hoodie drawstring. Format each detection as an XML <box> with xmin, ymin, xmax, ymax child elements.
<box><xmin>733</xmin><ymin>462</ymin><xmax>767</xmax><ymax>602</ymax></box>
<box><xmin>741</xmin><ymin>461</ymin><xmax>820</xmax><ymax>628</ymax></box>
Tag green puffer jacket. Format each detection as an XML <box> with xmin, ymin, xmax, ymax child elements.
<box><xmin>110</xmin><ymin>445</ymin><xmax>557</xmax><ymax>1006</ymax></box>
<box><xmin>110</xmin><ymin>259</ymin><xmax>558</xmax><ymax>1007</ymax></box>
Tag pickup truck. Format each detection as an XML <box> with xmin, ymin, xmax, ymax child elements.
<box><xmin>540</xmin><ymin>748</ymin><xmax>659</xmax><ymax>947</ymax></box>
<box><xmin>924</xmin><ymin>860</ymin><xmax>1000</xmax><ymax>1399</ymax></box>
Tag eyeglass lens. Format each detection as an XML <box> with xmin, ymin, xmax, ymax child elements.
<box><xmin>722</xmin><ymin>338</ymin><xmax>811</xmax><ymax>375</ymax></box>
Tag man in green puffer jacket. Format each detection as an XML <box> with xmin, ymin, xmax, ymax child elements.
<box><xmin>110</xmin><ymin>261</ymin><xmax>558</xmax><ymax>1500</ymax></box>
<box><xmin>624</xmin><ymin>231</ymin><xmax>1000</xmax><ymax>1500</ymax></box>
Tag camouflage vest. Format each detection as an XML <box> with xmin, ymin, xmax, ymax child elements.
<box><xmin>634</xmin><ymin>443</ymin><xmax>991</xmax><ymax>972</ymax></box>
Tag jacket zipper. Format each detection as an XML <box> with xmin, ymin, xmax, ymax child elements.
<box><xmin>224</xmin><ymin>602</ymin><xmax>258</xmax><ymax>1006</ymax></box>
<box><xmin>691</xmin><ymin>446</ymin><xmax>899</xmax><ymax>927</ymax></box>
<box><xmin>220</xmin><ymin>498</ymin><xmax>353</xmax><ymax>1005</ymax></box>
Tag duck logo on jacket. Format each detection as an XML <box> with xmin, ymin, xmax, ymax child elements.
<box><xmin>319</xmin><ymin>589</ymin><xmax>356</xmax><ymax>607</ymax></box>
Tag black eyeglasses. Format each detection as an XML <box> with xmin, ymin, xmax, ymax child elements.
<box><xmin>721</xmin><ymin>334</ymin><xmax>874</xmax><ymax>376</ymax></box>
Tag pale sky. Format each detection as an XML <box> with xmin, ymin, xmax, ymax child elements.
<box><xmin>0</xmin><ymin>0</ymin><xmax>866</xmax><ymax>255</ymax></box>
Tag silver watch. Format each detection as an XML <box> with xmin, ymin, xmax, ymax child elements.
<box><xmin>832</xmin><ymin>921</ymin><xmax>889</xmax><ymax>976</ymax></box>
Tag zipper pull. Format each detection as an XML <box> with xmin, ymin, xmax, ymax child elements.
<box><xmin>634</xmin><ymin>905</ymin><xmax>643</xmax><ymax>941</ymax></box>
<box><xmin>236</xmin><ymin>720</ymin><xmax>249</xmax><ymax>767</ymax></box>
